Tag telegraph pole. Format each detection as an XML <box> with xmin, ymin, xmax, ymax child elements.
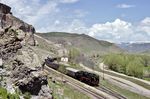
<box><xmin>103</xmin><ymin>63</ymin><xmax>104</xmax><ymax>80</ymax></box>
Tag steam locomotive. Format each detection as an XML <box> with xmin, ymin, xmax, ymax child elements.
<box><xmin>45</xmin><ymin>57</ymin><xmax>99</xmax><ymax>86</ymax></box>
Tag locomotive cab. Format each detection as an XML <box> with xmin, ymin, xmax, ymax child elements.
<box><xmin>75</xmin><ymin>71</ymin><xmax>99</xmax><ymax>86</ymax></box>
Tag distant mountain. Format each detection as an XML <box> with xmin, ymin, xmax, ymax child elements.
<box><xmin>36</xmin><ymin>32</ymin><xmax>123</xmax><ymax>56</ymax></box>
<box><xmin>118</xmin><ymin>42</ymin><xmax>150</xmax><ymax>53</ymax></box>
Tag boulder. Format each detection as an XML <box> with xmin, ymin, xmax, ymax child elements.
<box><xmin>17</xmin><ymin>75</ymin><xmax>48</xmax><ymax>95</ymax></box>
<box><xmin>11</xmin><ymin>63</ymin><xmax>50</xmax><ymax>97</ymax></box>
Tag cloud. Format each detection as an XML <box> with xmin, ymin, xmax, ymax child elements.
<box><xmin>60</xmin><ymin>0</ymin><xmax>79</xmax><ymax>3</ymax></box>
<box><xmin>138</xmin><ymin>17</ymin><xmax>150</xmax><ymax>35</ymax></box>
<box><xmin>0</xmin><ymin>0</ymin><xmax>149</xmax><ymax>43</ymax></box>
<box><xmin>88</xmin><ymin>19</ymin><xmax>134</xmax><ymax>42</ymax></box>
<box><xmin>37</xmin><ymin>19</ymin><xmax>88</xmax><ymax>34</ymax></box>
<box><xmin>116</xmin><ymin>4</ymin><xmax>135</xmax><ymax>8</ymax></box>
<box><xmin>87</xmin><ymin>18</ymin><xmax>150</xmax><ymax>42</ymax></box>
<box><xmin>0</xmin><ymin>0</ymin><xmax>79</xmax><ymax>27</ymax></box>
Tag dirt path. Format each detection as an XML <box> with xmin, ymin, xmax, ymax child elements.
<box><xmin>80</xmin><ymin>63</ymin><xmax>150</xmax><ymax>98</ymax></box>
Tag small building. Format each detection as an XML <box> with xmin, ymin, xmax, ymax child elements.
<box><xmin>61</xmin><ymin>56</ymin><xmax>68</xmax><ymax>62</ymax></box>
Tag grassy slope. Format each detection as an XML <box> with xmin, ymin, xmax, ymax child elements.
<box><xmin>36</xmin><ymin>32</ymin><xmax>123</xmax><ymax>56</ymax></box>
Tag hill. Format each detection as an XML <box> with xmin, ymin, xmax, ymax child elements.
<box><xmin>118</xmin><ymin>42</ymin><xmax>150</xmax><ymax>53</ymax></box>
<box><xmin>36</xmin><ymin>32</ymin><xmax>123</xmax><ymax>56</ymax></box>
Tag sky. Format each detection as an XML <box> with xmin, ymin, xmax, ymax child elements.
<box><xmin>0</xmin><ymin>0</ymin><xmax>150</xmax><ymax>43</ymax></box>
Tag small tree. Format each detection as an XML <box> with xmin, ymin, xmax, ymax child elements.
<box><xmin>126</xmin><ymin>58</ymin><xmax>144</xmax><ymax>78</ymax></box>
<box><xmin>68</xmin><ymin>48</ymin><xmax>80</xmax><ymax>63</ymax></box>
<box><xmin>141</xmin><ymin>55</ymin><xmax>150</xmax><ymax>67</ymax></box>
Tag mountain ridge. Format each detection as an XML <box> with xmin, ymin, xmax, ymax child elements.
<box><xmin>118</xmin><ymin>42</ymin><xmax>150</xmax><ymax>53</ymax></box>
<box><xmin>36</xmin><ymin>32</ymin><xmax>124</xmax><ymax>56</ymax></box>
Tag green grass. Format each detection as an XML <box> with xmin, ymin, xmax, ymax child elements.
<box><xmin>0</xmin><ymin>87</ymin><xmax>20</xmax><ymax>99</ymax></box>
<box><xmin>100</xmin><ymin>79</ymin><xmax>150</xmax><ymax>99</ymax></box>
<box><xmin>48</xmin><ymin>80</ymin><xmax>90</xmax><ymax>99</ymax></box>
<box><xmin>144</xmin><ymin>78</ymin><xmax>150</xmax><ymax>81</ymax></box>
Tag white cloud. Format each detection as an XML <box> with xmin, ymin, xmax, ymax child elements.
<box><xmin>0</xmin><ymin>0</ymin><xmax>150</xmax><ymax>43</ymax></box>
<box><xmin>138</xmin><ymin>17</ymin><xmax>150</xmax><ymax>35</ymax></box>
<box><xmin>116</xmin><ymin>4</ymin><xmax>135</xmax><ymax>8</ymax></box>
<box><xmin>0</xmin><ymin>0</ymin><xmax>79</xmax><ymax>27</ymax></box>
<box><xmin>88</xmin><ymin>19</ymin><xmax>134</xmax><ymax>42</ymax></box>
<box><xmin>60</xmin><ymin>0</ymin><xmax>79</xmax><ymax>3</ymax></box>
<box><xmin>37</xmin><ymin>19</ymin><xmax>88</xmax><ymax>34</ymax></box>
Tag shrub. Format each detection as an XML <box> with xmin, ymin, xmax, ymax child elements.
<box><xmin>0</xmin><ymin>87</ymin><xmax>20</xmax><ymax>99</ymax></box>
<box><xmin>126</xmin><ymin>58</ymin><xmax>144</xmax><ymax>78</ymax></box>
<box><xmin>103</xmin><ymin>53</ymin><xmax>145</xmax><ymax>78</ymax></box>
<box><xmin>0</xmin><ymin>87</ymin><xmax>7</xmax><ymax>99</ymax></box>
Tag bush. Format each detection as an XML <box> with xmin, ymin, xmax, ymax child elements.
<box><xmin>68</xmin><ymin>48</ymin><xmax>80</xmax><ymax>63</ymax></box>
<box><xmin>0</xmin><ymin>87</ymin><xmax>7</xmax><ymax>99</ymax></box>
<box><xmin>0</xmin><ymin>87</ymin><xmax>20</xmax><ymax>99</ymax></box>
<box><xmin>126</xmin><ymin>58</ymin><xmax>144</xmax><ymax>78</ymax></box>
<box><xmin>104</xmin><ymin>54</ymin><xmax>127</xmax><ymax>73</ymax></box>
<box><xmin>103</xmin><ymin>53</ymin><xmax>145</xmax><ymax>78</ymax></box>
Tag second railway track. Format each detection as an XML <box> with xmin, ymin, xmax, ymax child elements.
<box><xmin>96</xmin><ymin>86</ymin><xmax>126</xmax><ymax>99</ymax></box>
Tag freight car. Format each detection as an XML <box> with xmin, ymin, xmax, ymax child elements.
<box><xmin>45</xmin><ymin>58</ymin><xmax>59</xmax><ymax>70</ymax></box>
<box><xmin>66</xmin><ymin>67</ymin><xmax>99</xmax><ymax>86</ymax></box>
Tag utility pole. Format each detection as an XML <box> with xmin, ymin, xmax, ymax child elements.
<box><xmin>103</xmin><ymin>63</ymin><xmax>104</xmax><ymax>80</ymax></box>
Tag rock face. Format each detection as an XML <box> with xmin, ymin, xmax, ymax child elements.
<box><xmin>0</xmin><ymin>3</ymin><xmax>52</xmax><ymax>99</ymax></box>
<box><xmin>0</xmin><ymin>3</ymin><xmax>36</xmax><ymax>60</ymax></box>
<box><xmin>0</xmin><ymin>27</ymin><xmax>22</xmax><ymax>60</ymax></box>
<box><xmin>0</xmin><ymin>3</ymin><xmax>35</xmax><ymax>46</ymax></box>
<box><xmin>0</xmin><ymin>3</ymin><xmax>11</xmax><ymax>14</ymax></box>
<box><xmin>11</xmin><ymin>60</ymin><xmax>52</xmax><ymax>98</ymax></box>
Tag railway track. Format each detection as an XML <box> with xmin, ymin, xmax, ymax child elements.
<box><xmin>67</xmin><ymin>81</ymin><xmax>105</xmax><ymax>99</ymax></box>
<box><xmin>96</xmin><ymin>86</ymin><xmax>126</xmax><ymax>99</ymax></box>
<box><xmin>45</xmin><ymin>66</ymin><xmax>107</xmax><ymax>99</ymax></box>
<box><xmin>45</xmin><ymin>66</ymin><xmax>126</xmax><ymax>99</ymax></box>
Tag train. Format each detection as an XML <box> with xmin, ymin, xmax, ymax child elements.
<box><xmin>45</xmin><ymin>57</ymin><xmax>99</xmax><ymax>86</ymax></box>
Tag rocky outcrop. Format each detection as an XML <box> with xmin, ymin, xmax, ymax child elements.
<box><xmin>0</xmin><ymin>3</ymin><xmax>52</xmax><ymax>99</ymax></box>
<box><xmin>0</xmin><ymin>3</ymin><xmax>36</xmax><ymax>60</ymax></box>
<box><xmin>0</xmin><ymin>3</ymin><xmax>11</xmax><ymax>14</ymax></box>
<box><xmin>9</xmin><ymin>59</ymin><xmax>52</xmax><ymax>98</ymax></box>
<box><xmin>0</xmin><ymin>27</ymin><xmax>22</xmax><ymax>60</ymax></box>
<box><xmin>0</xmin><ymin>3</ymin><xmax>35</xmax><ymax>46</ymax></box>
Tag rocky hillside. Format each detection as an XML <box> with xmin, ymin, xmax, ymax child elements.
<box><xmin>118</xmin><ymin>42</ymin><xmax>150</xmax><ymax>53</ymax></box>
<box><xmin>0</xmin><ymin>3</ymin><xmax>53</xmax><ymax>99</ymax></box>
<box><xmin>37</xmin><ymin>32</ymin><xmax>123</xmax><ymax>56</ymax></box>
